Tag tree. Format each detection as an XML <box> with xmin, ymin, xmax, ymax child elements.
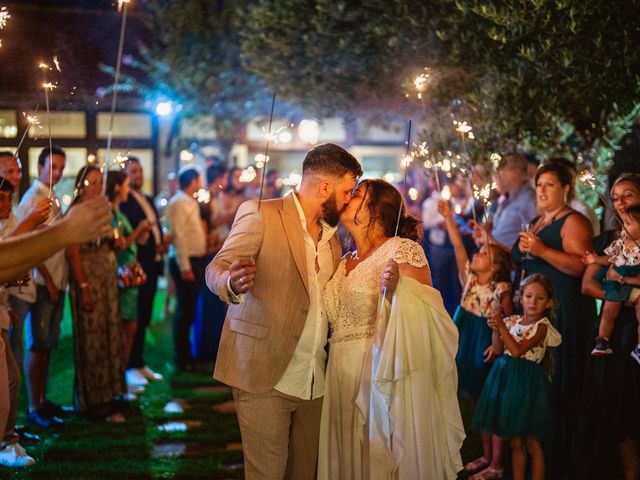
<box><xmin>241</xmin><ymin>0</ymin><xmax>640</xmax><ymax>168</ymax></box>
<box><xmin>115</xmin><ymin>0</ymin><xmax>275</xmax><ymax>160</ymax></box>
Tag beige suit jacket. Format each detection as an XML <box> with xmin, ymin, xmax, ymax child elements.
<box><xmin>206</xmin><ymin>195</ymin><xmax>342</xmax><ymax>394</ymax></box>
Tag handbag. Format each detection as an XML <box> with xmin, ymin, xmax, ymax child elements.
<box><xmin>117</xmin><ymin>261</ymin><xmax>147</xmax><ymax>289</ymax></box>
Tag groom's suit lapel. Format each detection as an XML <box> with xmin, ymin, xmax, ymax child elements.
<box><xmin>280</xmin><ymin>195</ymin><xmax>309</xmax><ymax>296</ymax></box>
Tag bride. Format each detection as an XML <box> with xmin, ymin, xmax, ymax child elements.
<box><xmin>318</xmin><ymin>179</ymin><xmax>465</xmax><ymax>479</ymax></box>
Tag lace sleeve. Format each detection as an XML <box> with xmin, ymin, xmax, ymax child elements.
<box><xmin>391</xmin><ymin>238</ymin><xmax>428</xmax><ymax>268</ymax></box>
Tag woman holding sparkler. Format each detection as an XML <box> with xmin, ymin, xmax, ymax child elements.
<box><xmin>66</xmin><ymin>166</ymin><xmax>127</xmax><ymax>423</ymax></box>
<box><xmin>512</xmin><ymin>161</ymin><xmax>596</xmax><ymax>478</ymax></box>
<box><xmin>574</xmin><ymin>173</ymin><xmax>640</xmax><ymax>480</ymax></box>
<box><xmin>318</xmin><ymin>179</ymin><xmax>464</xmax><ymax>480</ymax></box>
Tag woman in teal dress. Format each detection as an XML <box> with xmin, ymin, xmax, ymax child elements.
<box><xmin>107</xmin><ymin>171</ymin><xmax>150</xmax><ymax>378</ymax></box>
<box><xmin>512</xmin><ymin>162</ymin><xmax>596</xmax><ymax>478</ymax></box>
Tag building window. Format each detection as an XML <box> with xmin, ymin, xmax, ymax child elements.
<box><xmin>97</xmin><ymin>112</ymin><xmax>152</xmax><ymax>139</ymax></box>
<box><xmin>0</xmin><ymin>110</ymin><xmax>17</xmax><ymax>138</ymax></box>
<box><xmin>28</xmin><ymin>112</ymin><xmax>87</xmax><ymax>139</ymax></box>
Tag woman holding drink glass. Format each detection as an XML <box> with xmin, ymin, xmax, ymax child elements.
<box><xmin>511</xmin><ymin>161</ymin><xmax>596</xmax><ymax>478</ymax></box>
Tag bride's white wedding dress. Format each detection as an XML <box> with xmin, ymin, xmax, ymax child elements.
<box><xmin>318</xmin><ymin>237</ymin><xmax>464</xmax><ymax>479</ymax></box>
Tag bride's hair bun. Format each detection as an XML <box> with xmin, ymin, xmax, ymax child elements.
<box><xmin>354</xmin><ymin>179</ymin><xmax>423</xmax><ymax>242</ymax></box>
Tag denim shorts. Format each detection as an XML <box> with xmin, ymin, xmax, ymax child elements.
<box><xmin>26</xmin><ymin>286</ymin><xmax>65</xmax><ymax>351</ymax></box>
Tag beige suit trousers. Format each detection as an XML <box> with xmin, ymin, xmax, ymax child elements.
<box><xmin>233</xmin><ymin>387</ymin><xmax>323</xmax><ymax>480</ymax></box>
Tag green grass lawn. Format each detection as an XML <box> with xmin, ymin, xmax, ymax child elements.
<box><xmin>3</xmin><ymin>289</ymin><xmax>481</xmax><ymax>478</ymax></box>
<box><xmin>5</xmin><ymin>290</ymin><xmax>243</xmax><ymax>479</ymax></box>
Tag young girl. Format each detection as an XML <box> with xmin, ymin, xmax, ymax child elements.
<box><xmin>437</xmin><ymin>199</ymin><xmax>513</xmax><ymax>480</ymax></box>
<box><xmin>472</xmin><ymin>274</ymin><xmax>562</xmax><ymax>480</ymax></box>
<box><xmin>584</xmin><ymin>204</ymin><xmax>640</xmax><ymax>360</ymax></box>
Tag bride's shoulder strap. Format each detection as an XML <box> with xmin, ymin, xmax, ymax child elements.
<box><xmin>391</xmin><ymin>237</ymin><xmax>428</xmax><ymax>268</ymax></box>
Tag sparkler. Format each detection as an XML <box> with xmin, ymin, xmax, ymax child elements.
<box><xmin>257</xmin><ymin>91</ymin><xmax>276</xmax><ymax>211</ymax></box>
<box><xmin>39</xmin><ymin>62</ymin><xmax>56</xmax><ymax>199</ymax></box>
<box><xmin>579</xmin><ymin>171</ymin><xmax>640</xmax><ymax>249</ymax></box>
<box><xmin>378</xmin><ymin>120</ymin><xmax>413</xmax><ymax>315</ymax></box>
<box><xmin>454</xmin><ymin>120</ymin><xmax>477</xmax><ymax>222</ymax></box>
<box><xmin>0</xmin><ymin>7</ymin><xmax>10</xmax><ymax>47</ymax></box>
<box><xmin>102</xmin><ymin>0</ymin><xmax>130</xmax><ymax>194</ymax></box>
<box><xmin>0</xmin><ymin>110</ymin><xmax>41</xmax><ymax>192</ymax></box>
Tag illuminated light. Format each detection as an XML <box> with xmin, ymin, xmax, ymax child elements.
<box><xmin>114</xmin><ymin>152</ymin><xmax>129</xmax><ymax>168</ymax></box>
<box><xmin>383</xmin><ymin>173</ymin><xmax>395</xmax><ymax>183</ymax></box>
<box><xmin>400</xmin><ymin>154</ymin><xmax>413</xmax><ymax>169</ymax></box>
<box><xmin>298</xmin><ymin>119</ymin><xmax>320</xmax><ymax>145</ymax></box>
<box><xmin>454</xmin><ymin>204</ymin><xmax>462</xmax><ymax>214</ymax></box>
<box><xmin>579</xmin><ymin>171</ymin><xmax>596</xmax><ymax>190</ymax></box>
<box><xmin>180</xmin><ymin>150</ymin><xmax>193</xmax><ymax>162</ymax></box>
<box><xmin>441</xmin><ymin>185</ymin><xmax>451</xmax><ymax>201</ymax></box>
<box><xmin>441</xmin><ymin>159</ymin><xmax>451</xmax><ymax>172</ymax></box>
<box><xmin>156</xmin><ymin>101</ymin><xmax>173</xmax><ymax>116</ymax></box>
<box><xmin>408</xmin><ymin>187</ymin><xmax>418</xmax><ymax>201</ymax></box>
<box><xmin>254</xmin><ymin>153</ymin><xmax>269</xmax><ymax>164</ymax></box>
<box><xmin>194</xmin><ymin>188</ymin><xmax>210</xmax><ymax>204</ymax></box>
<box><xmin>277</xmin><ymin>130</ymin><xmax>293</xmax><ymax>144</ymax></box>
<box><xmin>87</xmin><ymin>154</ymin><xmax>96</xmax><ymax>163</ymax></box>
<box><xmin>455</xmin><ymin>121</ymin><xmax>473</xmax><ymax>134</ymax></box>
<box><xmin>62</xmin><ymin>194</ymin><xmax>72</xmax><ymax>206</ymax></box>
<box><xmin>159</xmin><ymin>198</ymin><xmax>168</xmax><ymax>207</ymax></box>
<box><xmin>423</xmin><ymin>160</ymin><xmax>432</xmax><ymax>169</ymax></box>
<box><xmin>239</xmin><ymin>167</ymin><xmax>257</xmax><ymax>183</ymax></box>
<box><xmin>158</xmin><ymin>422</ymin><xmax>188</xmax><ymax>433</ymax></box>
<box><xmin>282</xmin><ymin>172</ymin><xmax>302</xmax><ymax>189</ymax></box>
<box><xmin>490</xmin><ymin>153</ymin><xmax>502</xmax><ymax>168</ymax></box>
<box><xmin>53</xmin><ymin>56</ymin><xmax>61</xmax><ymax>72</ymax></box>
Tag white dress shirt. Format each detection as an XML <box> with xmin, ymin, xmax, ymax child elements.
<box><xmin>16</xmin><ymin>179</ymin><xmax>68</xmax><ymax>290</ymax></box>
<box><xmin>167</xmin><ymin>190</ymin><xmax>207</xmax><ymax>272</ymax></box>
<box><xmin>274</xmin><ymin>192</ymin><xmax>336</xmax><ymax>400</ymax></box>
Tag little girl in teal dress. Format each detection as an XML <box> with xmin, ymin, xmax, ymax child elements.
<box><xmin>472</xmin><ymin>273</ymin><xmax>562</xmax><ymax>480</ymax></box>
<box><xmin>438</xmin><ymin>199</ymin><xmax>512</xmax><ymax>479</ymax></box>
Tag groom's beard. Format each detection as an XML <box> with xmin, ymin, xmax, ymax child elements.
<box><xmin>321</xmin><ymin>193</ymin><xmax>342</xmax><ymax>227</ymax></box>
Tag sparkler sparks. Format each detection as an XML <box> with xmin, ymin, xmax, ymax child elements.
<box><xmin>53</xmin><ymin>56</ymin><xmax>61</xmax><ymax>72</ymax></box>
<box><xmin>0</xmin><ymin>7</ymin><xmax>10</xmax><ymax>29</ymax></box>
<box><xmin>453</xmin><ymin>120</ymin><xmax>473</xmax><ymax>136</ymax></box>
<box><xmin>194</xmin><ymin>188</ymin><xmax>211</xmax><ymax>204</ymax></box>
<box><xmin>579</xmin><ymin>171</ymin><xmax>596</xmax><ymax>190</ymax></box>
<box><xmin>413</xmin><ymin>67</ymin><xmax>431</xmax><ymax>100</ymax></box>
<box><xmin>118</xmin><ymin>0</ymin><xmax>130</xmax><ymax>12</ymax></box>
<box><xmin>113</xmin><ymin>152</ymin><xmax>129</xmax><ymax>168</ymax></box>
<box><xmin>262</xmin><ymin>123</ymin><xmax>293</xmax><ymax>144</ymax></box>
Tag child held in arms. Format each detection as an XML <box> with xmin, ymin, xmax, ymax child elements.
<box><xmin>584</xmin><ymin>204</ymin><xmax>640</xmax><ymax>360</ymax></box>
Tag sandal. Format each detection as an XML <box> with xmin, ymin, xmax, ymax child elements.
<box><xmin>469</xmin><ymin>466</ymin><xmax>503</xmax><ymax>480</ymax></box>
<box><xmin>464</xmin><ymin>457</ymin><xmax>490</xmax><ymax>472</ymax></box>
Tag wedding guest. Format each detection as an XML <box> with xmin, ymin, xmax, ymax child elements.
<box><xmin>107</xmin><ymin>171</ymin><xmax>151</xmax><ymax>394</ymax></box>
<box><xmin>473</xmin><ymin>153</ymin><xmax>537</xmax><ymax>252</ymax></box>
<box><xmin>66</xmin><ymin>166</ymin><xmax>127</xmax><ymax>423</ymax></box>
<box><xmin>0</xmin><ymin>151</ymin><xmax>49</xmax><ymax>370</ymax></box>
<box><xmin>574</xmin><ymin>173</ymin><xmax>640</xmax><ymax>479</ymax></box>
<box><xmin>120</xmin><ymin>158</ymin><xmax>166</xmax><ymax>387</ymax></box>
<box><xmin>167</xmin><ymin>166</ymin><xmax>207</xmax><ymax>371</ymax></box>
<box><xmin>15</xmin><ymin>146</ymin><xmax>68</xmax><ymax>428</ymax></box>
<box><xmin>546</xmin><ymin>157</ymin><xmax>600</xmax><ymax>236</ymax></box>
<box><xmin>0</xmin><ymin>178</ymin><xmax>35</xmax><ymax>467</ymax></box>
<box><xmin>513</xmin><ymin>161</ymin><xmax>596</xmax><ymax>478</ymax></box>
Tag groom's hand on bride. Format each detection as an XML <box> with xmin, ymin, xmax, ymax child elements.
<box><xmin>380</xmin><ymin>260</ymin><xmax>400</xmax><ymax>298</ymax></box>
<box><xmin>229</xmin><ymin>258</ymin><xmax>257</xmax><ymax>294</ymax></box>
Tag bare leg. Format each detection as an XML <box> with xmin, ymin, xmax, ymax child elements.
<box><xmin>481</xmin><ymin>433</ymin><xmax>492</xmax><ymax>464</ymax></box>
<box><xmin>619</xmin><ymin>438</ymin><xmax>640</xmax><ymax>480</ymax></box>
<box><xmin>599</xmin><ymin>300</ymin><xmax>622</xmax><ymax>339</ymax></box>
<box><xmin>634</xmin><ymin>300</ymin><xmax>640</xmax><ymax>346</ymax></box>
<box><xmin>490</xmin><ymin>434</ymin><xmax>504</xmax><ymax>470</ymax></box>
<box><xmin>525</xmin><ymin>437</ymin><xmax>545</xmax><ymax>480</ymax></box>
<box><xmin>511</xmin><ymin>436</ymin><xmax>526</xmax><ymax>480</ymax></box>
<box><xmin>26</xmin><ymin>350</ymin><xmax>47</xmax><ymax>412</ymax></box>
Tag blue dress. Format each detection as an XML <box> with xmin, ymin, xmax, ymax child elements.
<box><xmin>472</xmin><ymin>316</ymin><xmax>562</xmax><ymax>451</ymax></box>
<box><xmin>454</xmin><ymin>268</ymin><xmax>510</xmax><ymax>401</ymax></box>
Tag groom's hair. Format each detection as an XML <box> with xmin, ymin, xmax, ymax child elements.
<box><xmin>302</xmin><ymin>143</ymin><xmax>362</xmax><ymax>179</ymax></box>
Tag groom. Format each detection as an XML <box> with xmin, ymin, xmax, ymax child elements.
<box><xmin>206</xmin><ymin>143</ymin><xmax>362</xmax><ymax>479</ymax></box>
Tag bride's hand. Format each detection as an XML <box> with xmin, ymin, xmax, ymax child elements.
<box><xmin>381</xmin><ymin>260</ymin><xmax>400</xmax><ymax>300</ymax></box>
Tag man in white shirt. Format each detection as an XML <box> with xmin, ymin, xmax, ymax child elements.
<box><xmin>167</xmin><ymin>166</ymin><xmax>207</xmax><ymax>371</ymax></box>
<box><xmin>15</xmin><ymin>146</ymin><xmax>68</xmax><ymax>428</ymax></box>
<box><xmin>206</xmin><ymin>144</ymin><xmax>362</xmax><ymax>479</ymax></box>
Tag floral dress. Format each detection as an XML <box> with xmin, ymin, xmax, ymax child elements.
<box><xmin>602</xmin><ymin>230</ymin><xmax>640</xmax><ymax>301</ymax></box>
<box><xmin>454</xmin><ymin>264</ymin><xmax>510</xmax><ymax>400</ymax></box>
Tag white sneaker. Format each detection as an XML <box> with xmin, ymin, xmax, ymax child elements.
<box><xmin>0</xmin><ymin>443</ymin><xmax>36</xmax><ymax>467</ymax></box>
<box><xmin>126</xmin><ymin>368</ymin><xmax>148</xmax><ymax>386</ymax></box>
<box><xmin>128</xmin><ymin>384</ymin><xmax>145</xmax><ymax>394</ymax></box>
<box><xmin>138</xmin><ymin>366</ymin><xmax>163</xmax><ymax>382</ymax></box>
